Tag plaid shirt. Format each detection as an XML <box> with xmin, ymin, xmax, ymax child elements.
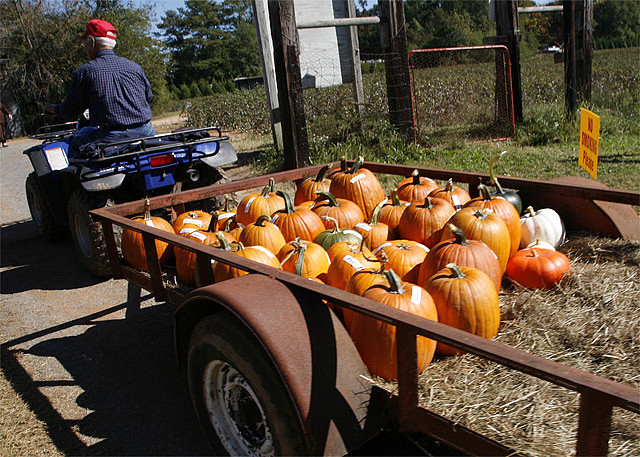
<box><xmin>54</xmin><ymin>49</ymin><xmax>153</xmax><ymax>130</ymax></box>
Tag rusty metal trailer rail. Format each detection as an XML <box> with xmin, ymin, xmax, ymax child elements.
<box><xmin>92</xmin><ymin>161</ymin><xmax>640</xmax><ymax>456</ymax></box>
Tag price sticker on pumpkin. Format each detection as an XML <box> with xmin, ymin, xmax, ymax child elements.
<box><xmin>342</xmin><ymin>255</ymin><xmax>365</xmax><ymax>270</ymax></box>
<box><xmin>578</xmin><ymin>108</ymin><xmax>600</xmax><ymax>180</ymax></box>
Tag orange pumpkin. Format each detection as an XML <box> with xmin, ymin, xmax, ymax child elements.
<box><xmin>329</xmin><ymin>156</ymin><xmax>385</xmax><ymax>219</ymax></box>
<box><xmin>325</xmin><ymin>239</ymin><xmax>377</xmax><ymax>291</ymax></box>
<box><xmin>428</xmin><ymin>178</ymin><xmax>470</xmax><ymax>211</ymax></box>
<box><xmin>271</xmin><ymin>191</ymin><xmax>325</xmax><ymax>242</ymax></box>
<box><xmin>294</xmin><ymin>164</ymin><xmax>332</xmax><ymax>205</ymax></box>
<box><xmin>238</xmin><ymin>214</ymin><xmax>286</xmax><ymax>255</ymax></box>
<box><xmin>398</xmin><ymin>196</ymin><xmax>455</xmax><ymax>248</ymax></box>
<box><xmin>342</xmin><ymin>263</ymin><xmax>388</xmax><ymax>331</ymax></box>
<box><xmin>175</xmin><ymin>230</ymin><xmax>235</xmax><ymax>286</ymax></box>
<box><xmin>235</xmin><ymin>178</ymin><xmax>285</xmax><ymax>226</ymax></box>
<box><xmin>277</xmin><ymin>238</ymin><xmax>331</xmax><ymax>279</ymax></box>
<box><xmin>506</xmin><ymin>248</ymin><xmax>570</xmax><ymax>289</ymax></box>
<box><xmin>377</xmin><ymin>189</ymin><xmax>410</xmax><ymax>239</ymax></box>
<box><xmin>425</xmin><ymin>263</ymin><xmax>500</xmax><ymax>356</ymax></box>
<box><xmin>464</xmin><ymin>184</ymin><xmax>521</xmax><ymax>258</ymax></box>
<box><xmin>353</xmin><ymin>198</ymin><xmax>390</xmax><ymax>251</ymax></box>
<box><xmin>122</xmin><ymin>198</ymin><xmax>175</xmax><ymax>271</ymax></box>
<box><xmin>172</xmin><ymin>210</ymin><xmax>212</xmax><ymax>234</ymax></box>
<box><xmin>419</xmin><ymin>224</ymin><xmax>502</xmax><ymax>292</ymax></box>
<box><xmin>374</xmin><ymin>239</ymin><xmax>430</xmax><ymax>284</ymax></box>
<box><xmin>312</xmin><ymin>190</ymin><xmax>364</xmax><ymax>230</ymax></box>
<box><xmin>395</xmin><ymin>169</ymin><xmax>439</xmax><ymax>203</ymax></box>
<box><xmin>213</xmin><ymin>243</ymin><xmax>281</xmax><ymax>282</ymax></box>
<box><xmin>350</xmin><ymin>269</ymin><xmax>439</xmax><ymax>380</ymax></box>
<box><xmin>441</xmin><ymin>207</ymin><xmax>511</xmax><ymax>274</ymax></box>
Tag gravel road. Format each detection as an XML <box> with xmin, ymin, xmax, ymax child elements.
<box><xmin>1</xmin><ymin>136</ymin><xmax>212</xmax><ymax>455</ymax></box>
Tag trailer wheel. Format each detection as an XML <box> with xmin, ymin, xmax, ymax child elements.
<box><xmin>67</xmin><ymin>189</ymin><xmax>112</xmax><ymax>277</ymax></box>
<box><xmin>188</xmin><ymin>312</ymin><xmax>308</xmax><ymax>456</ymax></box>
<box><xmin>26</xmin><ymin>172</ymin><xmax>65</xmax><ymax>241</ymax></box>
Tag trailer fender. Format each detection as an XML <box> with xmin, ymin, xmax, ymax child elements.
<box><xmin>175</xmin><ymin>274</ymin><xmax>379</xmax><ymax>455</ymax></box>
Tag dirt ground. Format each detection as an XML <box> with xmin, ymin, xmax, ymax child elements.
<box><xmin>0</xmin><ymin>116</ymin><xmax>265</xmax><ymax>456</ymax></box>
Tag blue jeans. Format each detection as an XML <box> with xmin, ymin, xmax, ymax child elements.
<box><xmin>69</xmin><ymin>121</ymin><xmax>156</xmax><ymax>157</ymax></box>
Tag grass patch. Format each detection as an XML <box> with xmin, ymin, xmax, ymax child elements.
<box><xmin>185</xmin><ymin>47</ymin><xmax>639</xmax><ymax>193</ymax></box>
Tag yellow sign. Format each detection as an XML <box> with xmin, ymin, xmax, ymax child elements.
<box><xmin>578</xmin><ymin>107</ymin><xmax>600</xmax><ymax>180</ymax></box>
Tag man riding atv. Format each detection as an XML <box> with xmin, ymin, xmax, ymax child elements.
<box><xmin>44</xmin><ymin>18</ymin><xmax>156</xmax><ymax>154</ymax></box>
<box><xmin>27</xmin><ymin>19</ymin><xmax>237</xmax><ymax>278</ymax></box>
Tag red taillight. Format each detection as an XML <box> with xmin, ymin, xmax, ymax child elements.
<box><xmin>149</xmin><ymin>154</ymin><xmax>175</xmax><ymax>167</ymax></box>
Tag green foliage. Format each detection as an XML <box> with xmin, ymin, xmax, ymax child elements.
<box><xmin>1</xmin><ymin>0</ymin><xmax>168</xmax><ymax>131</ymax></box>
<box><xmin>188</xmin><ymin>47</ymin><xmax>637</xmax><ymax>193</ymax></box>
<box><xmin>158</xmin><ymin>0</ymin><xmax>260</xmax><ymax>88</ymax></box>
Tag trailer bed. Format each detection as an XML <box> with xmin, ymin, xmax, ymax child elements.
<box><xmin>92</xmin><ymin>161</ymin><xmax>640</xmax><ymax>456</ymax></box>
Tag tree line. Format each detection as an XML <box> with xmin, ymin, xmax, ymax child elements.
<box><xmin>1</xmin><ymin>0</ymin><xmax>637</xmax><ymax>133</ymax></box>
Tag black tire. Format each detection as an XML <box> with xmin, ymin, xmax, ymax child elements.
<box><xmin>182</xmin><ymin>165</ymin><xmax>238</xmax><ymax>212</ymax></box>
<box><xmin>187</xmin><ymin>312</ymin><xmax>309</xmax><ymax>456</ymax></box>
<box><xmin>67</xmin><ymin>189</ymin><xmax>112</xmax><ymax>277</ymax></box>
<box><xmin>25</xmin><ymin>172</ymin><xmax>66</xmax><ymax>241</ymax></box>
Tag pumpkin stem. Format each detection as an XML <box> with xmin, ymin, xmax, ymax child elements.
<box><xmin>411</xmin><ymin>169</ymin><xmax>421</xmax><ymax>185</ymax></box>
<box><xmin>321</xmin><ymin>215</ymin><xmax>340</xmax><ymax>232</ymax></box>
<box><xmin>390</xmin><ymin>188</ymin><xmax>402</xmax><ymax>206</ymax></box>
<box><xmin>276</xmin><ymin>190</ymin><xmax>295</xmax><ymax>214</ymax></box>
<box><xmin>445</xmin><ymin>262</ymin><xmax>466</xmax><ymax>279</ymax></box>
<box><xmin>260</xmin><ymin>181</ymin><xmax>272</xmax><ymax>197</ymax></box>
<box><xmin>294</xmin><ymin>242</ymin><xmax>307</xmax><ymax>276</ymax></box>
<box><xmin>315</xmin><ymin>190</ymin><xmax>340</xmax><ymax>207</ymax></box>
<box><xmin>477</xmin><ymin>184</ymin><xmax>493</xmax><ymax>202</ymax></box>
<box><xmin>369</xmin><ymin>198</ymin><xmax>388</xmax><ymax>225</ymax></box>
<box><xmin>215</xmin><ymin>232</ymin><xmax>232</xmax><ymax>251</ymax></box>
<box><xmin>339</xmin><ymin>157</ymin><xmax>347</xmax><ymax>172</ymax></box>
<box><xmin>255</xmin><ymin>214</ymin><xmax>271</xmax><ymax>227</ymax></box>
<box><xmin>525</xmin><ymin>206</ymin><xmax>536</xmax><ymax>217</ymax></box>
<box><xmin>473</xmin><ymin>208</ymin><xmax>490</xmax><ymax>220</ymax></box>
<box><xmin>421</xmin><ymin>196</ymin><xmax>434</xmax><ymax>209</ymax></box>
<box><xmin>444</xmin><ymin>178</ymin><xmax>454</xmax><ymax>192</ymax></box>
<box><xmin>385</xmin><ymin>269</ymin><xmax>406</xmax><ymax>294</ymax></box>
<box><xmin>489</xmin><ymin>151</ymin><xmax>507</xmax><ymax>195</ymax></box>
<box><xmin>448</xmin><ymin>224</ymin><xmax>470</xmax><ymax>246</ymax></box>
<box><xmin>369</xmin><ymin>248</ymin><xmax>389</xmax><ymax>272</ymax></box>
<box><xmin>315</xmin><ymin>164</ymin><xmax>332</xmax><ymax>182</ymax></box>
<box><xmin>530</xmin><ymin>248</ymin><xmax>540</xmax><ymax>258</ymax></box>
<box><xmin>208</xmin><ymin>211</ymin><xmax>220</xmax><ymax>232</ymax></box>
<box><xmin>143</xmin><ymin>197</ymin><xmax>151</xmax><ymax>221</ymax></box>
<box><xmin>348</xmin><ymin>156</ymin><xmax>365</xmax><ymax>174</ymax></box>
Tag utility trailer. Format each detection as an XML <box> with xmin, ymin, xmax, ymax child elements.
<box><xmin>91</xmin><ymin>161</ymin><xmax>640</xmax><ymax>456</ymax></box>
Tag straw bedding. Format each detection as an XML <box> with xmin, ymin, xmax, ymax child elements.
<box><xmin>373</xmin><ymin>233</ymin><xmax>640</xmax><ymax>456</ymax></box>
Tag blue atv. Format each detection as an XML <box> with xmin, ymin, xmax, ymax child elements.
<box><xmin>24</xmin><ymin>121</ymin><xmax>237</xmax><ymax>277</ymax></box>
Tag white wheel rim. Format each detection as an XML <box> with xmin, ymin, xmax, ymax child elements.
<box><xmin>203</xmin><ymin>360</ymin><xmax>274</xmax><ymax>456</ymax></box>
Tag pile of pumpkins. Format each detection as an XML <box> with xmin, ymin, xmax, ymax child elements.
<box><xmin>121</xmin><ymin>155</ymin><xmax>570</xmax><ymax>381</ymax></box>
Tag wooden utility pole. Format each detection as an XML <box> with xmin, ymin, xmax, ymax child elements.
<box><xmin>563</xmin><ymin>0</ymin><xmax>577</xmax><ymax>116</ymax></box>
<box><xmin>493</xmin><ymin>0</ymin><xmax>523</xmax><ymax>123</ymax></box>
<box><xmin>575</xmin><ymin>0</ymin><xmax>593</xmax><ymax>102</ymax></box>
<box><xmin>379</xmin><ymin>0</ymin><xmax>415</xmax><ymax>142</ymax></box>
<box><xmin>268</xmin><ymin>0</ymin><xmax>310</xmax><ymax>169</ymax></box>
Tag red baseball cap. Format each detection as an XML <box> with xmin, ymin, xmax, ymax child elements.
<box><xmin>79</xmin><ymin>19</ymin><xmax>118</xmax><ymax>41</ymax></box>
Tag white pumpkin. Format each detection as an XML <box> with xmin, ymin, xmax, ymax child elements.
<box><xmin>526</xmin><ymin>239</ymin><xmax>556</xmax><ymax>251</ymax></box>
<box><xmin>519</xmin><ymin>206</ymin><xmax>565</xmax><ymax>248</ymax></box>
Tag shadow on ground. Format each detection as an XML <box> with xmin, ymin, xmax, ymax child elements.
<box><xmin>0</xmin><ymin>220</ymin><xmax>107</xmax><ymax>293</ymax></box>
<box><xmin>2</xmin><ymin>297</ymin><xmax>211</xmax><ymax>455</ymax></box>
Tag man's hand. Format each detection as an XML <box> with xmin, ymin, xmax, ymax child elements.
<box><xmin>44</xmin><ymin>105</ymin><xmax>57</xmax><ymax>115</ymax></box>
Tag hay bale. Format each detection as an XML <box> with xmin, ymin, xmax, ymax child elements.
<box><xmin>374</xmin><ymin>234</ymin><xmax>640</xmax><ymax>456</ymax></box>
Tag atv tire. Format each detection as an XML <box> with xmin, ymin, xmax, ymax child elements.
<box><xmin>68</xmin><ymin>189</ymin><xmax>113</xmax><ymax>278</ymax></box>
<box><xmin>25</xmin><ymin>172</ymin><xmax>66</xmax><ymax>241</ymax></box>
